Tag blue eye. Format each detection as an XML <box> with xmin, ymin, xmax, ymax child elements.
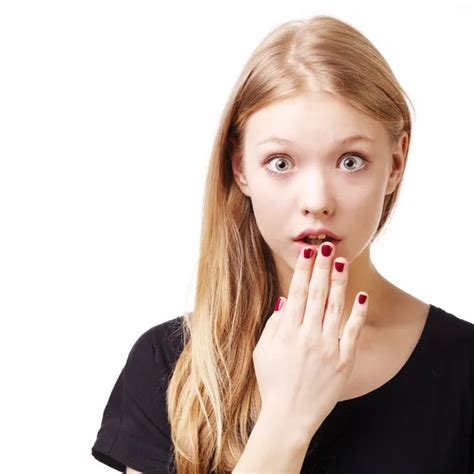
<box><xmin>263</xmin><ymin>152</ymin><xmax>370</xmax><ymax>177</ymax></box>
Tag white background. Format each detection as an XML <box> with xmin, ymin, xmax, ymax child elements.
<box><xmin>0</xmin><ymin>0</ymin><xmax>472</xmax><ymax>472</ymax></box>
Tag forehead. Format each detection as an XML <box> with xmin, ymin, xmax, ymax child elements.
<box><xmin>244</xmin><ymin>92</ymin><xmax>389</xmax><ymax>148</ymax></box>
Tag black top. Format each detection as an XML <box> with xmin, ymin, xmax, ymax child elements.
<box><xmin>91</xmin><ymin>304</ymin><xmax>474</xmax><ymax>473</ymax></box>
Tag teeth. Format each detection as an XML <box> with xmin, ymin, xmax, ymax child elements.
<box><xmin>307</xmin><ymin>234</ymin><xmax>327</xmax><ymax>239</ymax></box>
<box><xmin>304</xmin><ymin>235</ymin><xmax>332</xmax><ymax>244</ymax></box>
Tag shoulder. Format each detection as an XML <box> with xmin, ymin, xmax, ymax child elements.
<box><xmin>126</xmin><ymin>314</ymin><xmax>187</xmax><ymax>378</ymax></box>
<box><xmin>428</xmin><ymin>304</ymin><xmax>474</xmax><ymax>340</ymax></box>
<box><xmin>427</xmin><ymin>304</ymin><xmax>474</xmax><ymax>362</ymax></box>
<box><xmin>91</xmin><ymin>316</ymin><xmax>187</xmax><ymax>472</ymax></box>
<box><xmin>134</xmin><ymin>314</ymin><xmax>187</xmax><ymax>357</ymax></box>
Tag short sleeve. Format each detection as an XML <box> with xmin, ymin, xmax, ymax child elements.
<box><xmin>91</xmin><ymin>327</ymin><xmax>176</xmax><ymax>473</ymax></box>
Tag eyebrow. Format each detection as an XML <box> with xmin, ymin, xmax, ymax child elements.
<box><xmin>256</xmin><ymin>134</ymin><xmax>374</xmax><ymax>147</ymax></box>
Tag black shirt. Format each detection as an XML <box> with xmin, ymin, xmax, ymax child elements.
<box><xmin>91</xmin><ymin>304</ymin><xmax>474</xmax><ymax>473</ymax></box>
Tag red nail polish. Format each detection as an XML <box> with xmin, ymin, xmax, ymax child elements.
<box><xmin>335</xmin><ymin>261</ymin><xmax>345</xmax><ymax>272</ymax></box>
<box><xmin>321</xmin><ymin>244</ymin><xmax>332</xmax><ymax>257</ymax></box>
<box><xmin>274</xmin><ymin>297</ymin><xmax>283</xmax><ymax>311</ymax></box>
<box><xmin>304</xmin><ymin>248</ymin><xmax>314</xmax><ymax>259</ymax></box>
<box><xmin>359</xmin><ymin>294</ymin><xmax>367</xmax><ymax>304</ymax></box>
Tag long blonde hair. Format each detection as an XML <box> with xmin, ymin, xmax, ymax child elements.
<box><xmin>166</xmin><ymin>14</ymin><xmax>414</xmax><ymax>473</ymax></box>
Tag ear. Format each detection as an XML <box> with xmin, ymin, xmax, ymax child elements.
<box><xmin>231</xmin><ymin>147</ymin><xmax>251</xmax><ymax>197</ymax></box>
<box><xmin>385</xmin><ymin>131</ymin><xmax>409</xmax><ymax>195</ymax></box>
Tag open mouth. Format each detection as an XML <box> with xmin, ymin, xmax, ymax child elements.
<box><xmin>300</xmin><ymin>236</ymin><xmax>337</xmax><ymax>245</ymax></box>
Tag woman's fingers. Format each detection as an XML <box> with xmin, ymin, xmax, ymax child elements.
<box><xmin>274</xmin><ymin>240</ymin><xmax>364</xmax><ymax>362</ymax></box>
<box><xmin>338</xmin><ymin>293</ymin><xmax>369</xmax><ymax>368</ymax></box>
<box><xmin>301</xmin><ymin>241</ymin><xmax>337</xmax><ymax>333</ymax></box>
<box><xmin>277</xmin><ymin>246</ymin><xmax>316</xmax><ymax>333</ymax></box>
<box><xmin>254</xmin><ymin>240</ymin><xmax>370</xmax><ymax>433</ymax></box>
<box><xmin>320</xmin><ymin>256</ymin><xmax>348</xmax><ymax>341</ymax></box>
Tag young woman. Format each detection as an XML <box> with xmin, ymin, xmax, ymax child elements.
<box><xmin>91</xmin><ymin>15</ymin><xmax>474</xmax><ymax>473</ymax></box>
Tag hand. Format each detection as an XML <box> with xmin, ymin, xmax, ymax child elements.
<box><xmin>252</xmin><ymin>242</ymin><xmax>368</xmax><ymax>437</ymax></box>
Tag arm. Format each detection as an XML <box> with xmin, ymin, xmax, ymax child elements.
<box><xmin>124</xmin><ymin>411</ymin><xmax>316</xmax><ymax>474</ymax></box>
<box><xmin>232</xmin><ymin>407</ymin><xmax>317</xmax><ymax>473</ymax></box>
<box><xmin>126</xmin><ymin>467</ymin><xmax>142</xmax><ymax>474</ymax></box>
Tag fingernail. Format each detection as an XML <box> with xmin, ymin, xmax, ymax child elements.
<box><xmin>359</xmin><ymin>294</ymin><xmax>367</xmax><ymax>304</ymax></box>
<box><xmin>304</xmin><ymin>247</ymin><xmax>314</xmax><ymax>259</ymax></box>
<box><xmin>321</xmin><ymin>244</ymin><xmax>332</xmax><ymax>257</ymax></box>
<box><xmin>335</xmin><ymin>261</ymin><xmax>345</xmax><ymax>272</ymax></box>
<box><xmin>274</xmin><ymin>296</ymin><xmax>284</xmax><ymax>311</ymax></box>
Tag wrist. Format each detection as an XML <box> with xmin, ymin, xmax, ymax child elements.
<box><xmin>258</xmin><ymin>404</ymin><xmax>318</xmax><ymax>447</ymax></box>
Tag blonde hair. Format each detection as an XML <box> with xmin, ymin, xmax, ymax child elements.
<box><xmin>166</xmin><ymin>14</ymin><xmax>414</xmax><ymax>473</ymax></box>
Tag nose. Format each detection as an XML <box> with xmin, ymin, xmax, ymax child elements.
<box><xmin>299</xmin><ymin>168</ymin><xmax>335</xmax><ymax>215</ymax></box>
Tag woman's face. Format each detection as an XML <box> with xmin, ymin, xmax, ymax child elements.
<box><xmin>232</xmin><ymin>91</ymin><xmax>407</xmax><ymax>272</ymax></box>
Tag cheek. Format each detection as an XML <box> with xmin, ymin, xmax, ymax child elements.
<box><xmin>249</xmin><ymin>189</ymin><xmax>293</xmax><ymax>236</ymax></box>
<box><xmin>251</xmin><ymin>193</ymin><xmax>289</xmax><ymax>222</ymax></box>
<box><xmin>347</xmin><ymin>173</ymin><xmax>385</xmax><ymax>205</ymax></box>
<box><xmin>354</xmin><ymin>185</ymin><xmax>379</xmax><ymax>207</ymax></box>
<box><xmin>340</xmin><ymin>180</ymin><xmax>386</xmax><ymax>232</ymax></box>
<box><xmin>248</xmin><ymin>175</ymin><xmax>289</xmax><ymax>208</ymax></box>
